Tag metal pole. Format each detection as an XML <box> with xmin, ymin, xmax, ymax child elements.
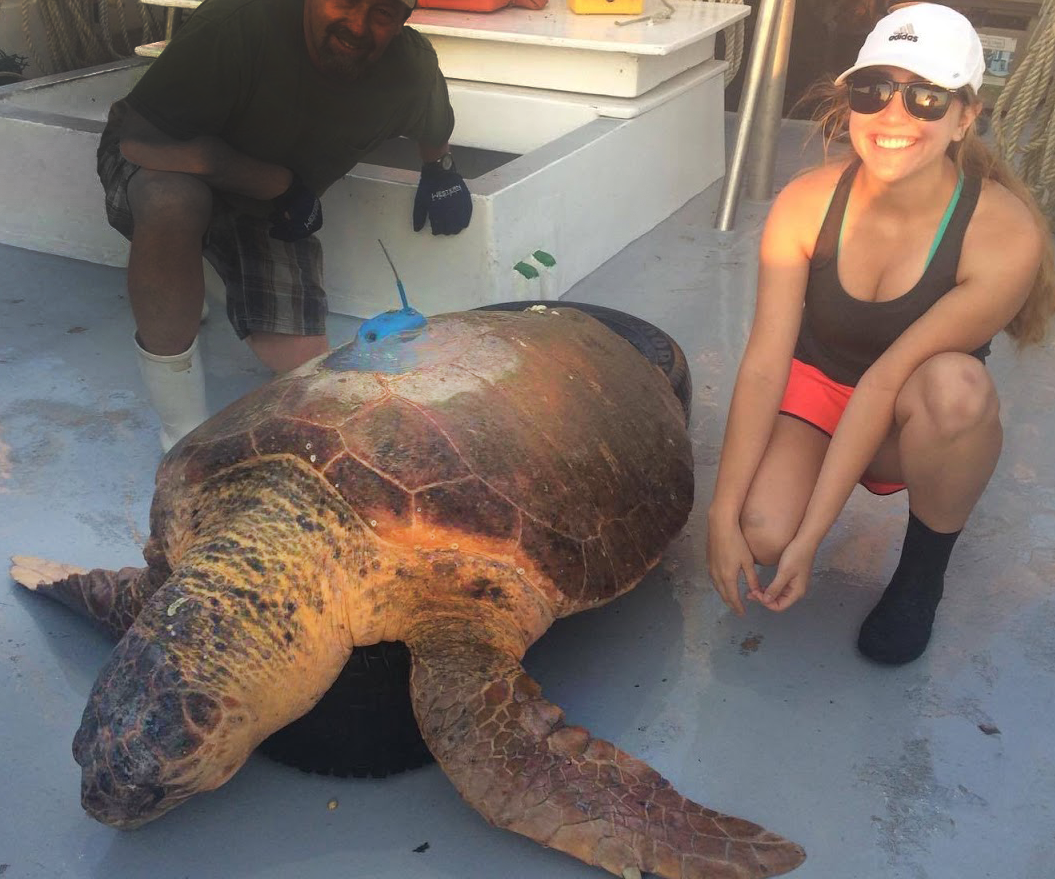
<box><xmin>165</xmin><ymin>9</ymin><xmax>179</xmax><ymax>41</ymax></box>
<box><xmin>714</xmin><ymin>0</ymin><xmax>784</xmax><ymax>231</ymax></box>
<box><xmin>745</xmin><ymin>0</ymin><xmax>796</xmax><ymax>201</ymax></box>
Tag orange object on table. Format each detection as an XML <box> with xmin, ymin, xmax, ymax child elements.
<box><xmin>567</xmin><ymin>0</ymin><xmax>643</xmax><ymax>12</ymax></box>
<box><xmin>416</xmin><ymin>0</ymin><xmax>547</xmax><ymax>10</ymax></box>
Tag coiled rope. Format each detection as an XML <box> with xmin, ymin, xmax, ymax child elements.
<box><xmin>991</xmin><ymin>0</ymin><xmax>1055</xmax><ymax>222</ymax></box>
<box><xmin>20</xmin><ymin>0</ymin><xmax>164</xmax><ymax>75</ymax></box>
<box><xmin>712</xmin><ymin>0</ymin><xmax>746</xmax><ymax>85</ymax></box>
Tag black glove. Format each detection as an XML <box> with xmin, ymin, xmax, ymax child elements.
<box><xmin>413</xmin><ymin>155</ymin><xmax>472</xmax><ymax>235</ymax></box>
<box><xmin>269</xmin><ymin>172</ymin><xmax>323</xmax><ymax>242</ymax></box>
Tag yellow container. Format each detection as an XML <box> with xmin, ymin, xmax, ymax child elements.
<box><xmin>567</xmin><ymin>0</ymin><xmax>644</xmax><ymax>14</ymax></box>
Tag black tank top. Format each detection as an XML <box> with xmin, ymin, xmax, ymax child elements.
<box><xmin>794</xmin><ymin>159</ymin><xmax>990</xmax><ymax>387</ymax></box>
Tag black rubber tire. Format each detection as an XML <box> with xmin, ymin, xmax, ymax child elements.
<box><xmin>259</xmin><ymin>301</ymin><xmax>692</xmax><ymax>778</ymax></box>
<box><xmin>475</xmin><ymin>300</ymin><xmax>692</xmax><ymax>423</ymax></box>
<box><xmin>258</xmin><ymin>640</ymin><xmax>432</xmax><ymax>777</ymax></box>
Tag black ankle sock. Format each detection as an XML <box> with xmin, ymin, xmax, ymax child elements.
<box><xmin>857</xmin><ymin>511</ymin><xmax>961</xmax><ymax>666</ymax></box>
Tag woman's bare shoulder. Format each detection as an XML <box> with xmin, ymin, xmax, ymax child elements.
<box><xmin>975</xmin><ymin>178</ymin><xmax>1040</xmax><ymax>228</ymax></box>
<box><xmin>967</xmin><ymin>178</ymin><xmax>1044</xmax><ymax>261</ymax></box>
<box><xmin>773</xmin><ymin>159</ymin><xmax>849</xmax><ymax>213</ymax></box>
<box><xmin>787</xmin><ymin>157</ymin><xmax>851</xmax><ymax>190</ymax></box>
<box><xmin>766</xmin><ymin>157</ymin><xmax>854</xmax><ymax>250</ymax></box>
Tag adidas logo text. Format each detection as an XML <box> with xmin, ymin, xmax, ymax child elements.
<box><xmin>889</xmin><ymin>23</ymin><xmax>918</xmax><ymax>42</ymax></box>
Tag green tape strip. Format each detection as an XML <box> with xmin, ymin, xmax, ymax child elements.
<box><xmin>532</xmin><ymin>250</ymin><xmax>556</xmax><ymax>267</ymax></box>
<box><xmin>513</xmin><ymin>261</ymin><xmax>539</xmax><ymax>279</ymax></box>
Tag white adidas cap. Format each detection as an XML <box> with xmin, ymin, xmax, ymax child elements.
<box><xmin>836</xmin><ymin>3</ymin><xmax>986</xmax><ymax>93</ymax></box>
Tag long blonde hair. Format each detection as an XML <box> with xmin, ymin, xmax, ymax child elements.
<box><xmin>801</xmin><ymin>78</ymin><xmax>1055</xmax><ymax>347</ymax></box>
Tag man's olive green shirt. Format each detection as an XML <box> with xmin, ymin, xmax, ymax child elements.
<box><xmin>111</xmin><ymin>0</ymin><xmax>455</xmax><ymax>215</ymax></box>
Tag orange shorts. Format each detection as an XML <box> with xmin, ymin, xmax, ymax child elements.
<box><xmin>778</xmin><ymin>358</ymin><xmax>905</xmax><ymax>496</ymax></box>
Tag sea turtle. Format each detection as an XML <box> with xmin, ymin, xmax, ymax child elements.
<box><xmin>11</xmin><ymin>305</ymin><xmax>805</xmax><ymax>878</ymax></box>
<box><xmin>259</xmin><ymin>301</ymin><xmax>694</xmax><ymax>779</ymax></box>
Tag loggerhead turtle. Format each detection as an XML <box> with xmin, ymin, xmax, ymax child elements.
<box><xmin>11</xmin><ymin>306</ymin><xmax>805</xmax><ymax>878</ymax></box>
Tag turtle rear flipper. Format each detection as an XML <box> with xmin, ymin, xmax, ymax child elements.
<box><xmin>10</xmin><ymin>555</ymin><xmax>164</xmax><ymax>640</ymax></box>
<box><xmin>407</xmin><ymin>620</ymin><xmax>806</xmax><ymax>879</ymax></box>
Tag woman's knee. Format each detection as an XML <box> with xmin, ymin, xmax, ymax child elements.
<box><xmin>898</xmin><ymin>354</ymin><xmax>1000</xmax><ymax>440</ymax></box>
<box><xmin>127</xmin><ymin>169</ymin><xmax>213</xmax><ymax>233</ymax></box>
<box><xmin>739</xmin><ymin>505</ymin><xmax>796</xmax><ymax>566</ymax></box>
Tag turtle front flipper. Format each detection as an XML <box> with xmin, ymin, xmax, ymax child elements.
<box><xmin>11</xmin><ymin>556</ymin><xmax>166</xmax><ymax>640</ymax></box>
<box><xmin>407</xmin><ymin>618</ymin><xmax>805</xmax><ymax>879</ymax></box>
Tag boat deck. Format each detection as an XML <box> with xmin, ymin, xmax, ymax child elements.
<box><xmin>2</xmin><ymin>117</ymin><xmax>1054</xmax><ymax>879</ymax></box>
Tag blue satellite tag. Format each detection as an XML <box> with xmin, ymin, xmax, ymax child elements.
<box><xmin>356</xmin><ymin>306</ymin><xmax>427</xmax><ymax>344</ymax></box>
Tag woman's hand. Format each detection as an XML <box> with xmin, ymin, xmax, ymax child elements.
<box><xmin>758</xmin><ymin>535</ymin><xmax>818</xmax><ymax>612</ymax></box>
<box><xmin>706</xmin><ymin>514</ymin><xmax>761</xmax><ymax>616</ymax></box>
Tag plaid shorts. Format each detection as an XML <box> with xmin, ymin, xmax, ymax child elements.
<box><xmin>97</xmin><ymin>135</ymin><xmax>327</xmax><ymax>340</ymax></box>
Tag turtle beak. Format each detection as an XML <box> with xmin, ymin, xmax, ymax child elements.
<box><xmin>79</xmin><ymin>774</ymin><xmax>167</xmax><ymax>829</ymax></box>
<box><xmin>73</xmin><ymin>718</ymin><xmax>178</xmax><ymax>828</ymax></box>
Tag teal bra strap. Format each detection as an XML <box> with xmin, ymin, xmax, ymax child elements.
<box><xmin>838</xmin><ymin>171</ymin><xmax>965</xmax><ymax>267</ymax></box>
<box><xmin>925</xmin><ymin>172</ymin><xmax>964</xmax><ymax>269</ymax></box>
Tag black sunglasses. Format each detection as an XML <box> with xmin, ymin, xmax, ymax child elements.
<box><xmin>846</xmin><ymin>74</ymin><xmax>958</xmax><ymax>122</ymax></box>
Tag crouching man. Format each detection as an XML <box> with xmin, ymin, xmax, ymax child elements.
<box><xmin>98</xmin><ymin>0</ymin><xmax>472</xmax><ymax>450</ymax></box>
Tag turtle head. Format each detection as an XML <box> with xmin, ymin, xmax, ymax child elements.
<box><xmin>72</xmin><ymin>632</ymin><xmax>248</xmax><ymax>829</ymax></box>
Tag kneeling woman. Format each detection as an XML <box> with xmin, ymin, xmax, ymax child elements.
<box><xmin>706</xmin><ymin>3</ymin><xmax>1055</xmax><ymax>664</ymax></box>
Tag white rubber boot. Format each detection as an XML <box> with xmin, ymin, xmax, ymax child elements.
<box><xmin>135</xmin><ymin>334</ymin><xmax>210</xmax><ymax>453</ymax></box>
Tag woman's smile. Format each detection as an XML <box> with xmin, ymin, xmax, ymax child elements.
<box><xmin>873</xmin><ymin>134</ymin><xmax>918</xmax><ymax>150</ymax></box>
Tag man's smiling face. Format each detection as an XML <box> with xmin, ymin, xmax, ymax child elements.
<box><xmin>304</xmin><ymin>0</ymin><xmax>411</xmax><ymax>81</ymax></box>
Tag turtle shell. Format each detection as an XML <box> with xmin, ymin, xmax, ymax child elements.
<box><xmin>154</xmin><ymin>308</ymin><xmax>693</xmax><ymax>609</ymax></box>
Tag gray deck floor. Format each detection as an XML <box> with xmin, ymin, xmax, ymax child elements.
<box><xmin>2</xmin><ymin>119</ymin><xmax>1054</xmax><ymax>879</ymax></box>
